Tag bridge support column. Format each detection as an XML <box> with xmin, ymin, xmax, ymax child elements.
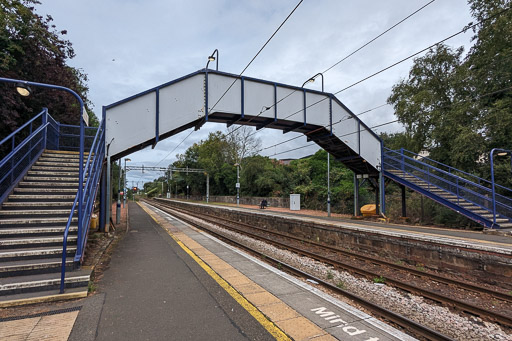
<box><xmin>375</xmin><ymin>178</ymin><xmax>380</xmax><ymax>215</ymax></box>
<box><xmin>99</xmin><ymin>165</ymin><xmax>107</xmax><ymax>232</ymax></box>
<box><xmin>401</xmin><ymin>184</ymin><xmax>407</xmax><ymax>218</ymax></box>
<box><xmin>353</xmin><ymin>174</ymin><xmax>360</xmax><ymax>216</ymax></box>
<box><xmin>105</xmin><ymin>155</ymin><xmax>111</xmax><ymax>233</ymax></box>
<box><xmin>379</xmin><ymin>170</ymin><xmax>385</xmax><ymax>216</ymax></box>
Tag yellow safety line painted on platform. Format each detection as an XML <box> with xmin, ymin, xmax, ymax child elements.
<box><xmin>138</xmin><ymin>203</ymin><xmax>292</xmax><ymax>341</ymax></box>
<box><xmin>0</xmin><ymin>291</ymin><xmax>87</xmax><ymax>308</ymax></box>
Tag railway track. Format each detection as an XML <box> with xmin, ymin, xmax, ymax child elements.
<box><xmin>145</xmin><ymin>199</ymin><xmax>512</xmax><ymax>338</ymax></box>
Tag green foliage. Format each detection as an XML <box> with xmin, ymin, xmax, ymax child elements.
<box><xmin>0</xmin><ymin>0</ymin><xmax>98</xmax><ymax>144</ymax></box>
<box><xmin>373</xmin><ymin>276</ymin><xmax>386</xmax><ymax>284</ymax></box>
<box><xmin>387</xmin><ymin>0</ymin><xmax>512</xmax><ymax>177</ymax></box>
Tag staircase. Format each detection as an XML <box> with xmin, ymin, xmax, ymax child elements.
<box><xmin>0</xmin><ymin>150</ymin><xmax>91</xmax><ymax>306</ymax></box>
<box><xmin>383</xmin><ymin>148</ymin><xmax>512</xmax><ymax>229</ymax></box>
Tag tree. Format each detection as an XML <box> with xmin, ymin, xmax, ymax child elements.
<box><xmin>226</xmin><ymin>126</ymin><xmax>262</xmax><ymax>168</ymax></box>
<box><xmin>0</xmin><ymin>0</ymin><xmax>97</xmax><ymax>144</ymax></box>
<box><xmin>387</xmin><ymin>0</ymin><xmax>512</xmax><ymax>176</ymax></box>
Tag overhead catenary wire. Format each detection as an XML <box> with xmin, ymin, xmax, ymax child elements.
<box><xmin>144</xmin><ymin>0</ymin><xmax>304</xmax><ymax>174</ymax></box>
<box><xmin>275</xmin><ymin>5</ymin><xmax>512</xmax><ymax>124</ymax></box>
<box><xmin>228</xmin><ymin>1</ymin><xmax>436</xmax><ymax>137</ymax></box>
<box><xmin>207</xmin><ymin>0</ymin><xmax>304</xmax><ymax>117</ymax></box>
<box><xmin>262</xmin><ymin>84</ymin><xmax>512</xmax><ymax>158</ymax></box>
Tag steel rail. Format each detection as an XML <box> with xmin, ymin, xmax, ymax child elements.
<box><xmin>158</xmin><ymin>199</ymin><xmax>512</xmax><ymax>303</ymax></box>
<box><xmin>144</xmin><ymin>199</ymin><xmax>453</xmax><ymax>341</ymax></box>
<box><xmin>150</xmin><ymin>199</ymin><xmax>512</xmax><ymax>328</ymax></box>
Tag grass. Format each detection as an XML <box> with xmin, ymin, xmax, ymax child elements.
<box><xmin>326</xmin><ymin>271</ymin><xmax>334</xmax><ymax>280</ymax></box>
<box><xmin>416</xmin><ymin>263</ymin><xmax>426</xmax><ymax>272</ymax></box>
<box><xmin>373</xmin><ymin>276</ymin><xmax>386</xmax><ymax>284</ymax></box>
<box><xmin>88</xmin><ymin>280</ymin><xmax>96</xmax><ymax>293</ymax></box>
<box><xmin>336</xmin><ymin>281</ymin><xmax>346</xmax><ymax>289</ymax></box>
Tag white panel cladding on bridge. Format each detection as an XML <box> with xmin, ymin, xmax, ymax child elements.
<box><xmin>207</xmin><ymin>74</ymin><xmax>241</xmax><ymax>114</ymax></box>
<box><xmin>159</xmin><ymin>74</ymin><xmax>205</xmax><ymax>132</ymax></box>
<box><xmin>276</xmin><ymin>88</ymin><xmax>303</xmax><ymax>121</ymax></box>
<box><xmin>106</xmin><ymin>91</ymin><xmax>157</xmax><ymax>157</ymax></box>
<box><xmin>104</xmin><ymin>70</ymin><xmax>382</xmax><ymax>171</ymax></box>
<box><xmin>360</xmin><ymin>128</ymin><xmax>381</xmax><ymax>168</ymax></box>
<box><xmin>305</xmin><ymin>92</ymin><xmax>330</xmax><ymax>130</ymax></box>
<box><xmin>332</xmin><ymin>102</ymin><xmax>359</xmax><ymax>153</ymax></box>
<box><xmin>244</xmin><ymin>80</ymin><xmax>274</xmax><ymax>119</ymax></box>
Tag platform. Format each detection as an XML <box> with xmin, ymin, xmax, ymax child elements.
<box><xmin>139</xmin><ymin>201</ymin><xmax>415</xmax><ymax>340</ymax></box>
<box><xmin>171</xmin><ymin>199</ymin><xmax>512</xmax><ymax>253</ymax></box>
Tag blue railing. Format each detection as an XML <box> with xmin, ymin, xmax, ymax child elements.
<box><xmin>0</xmin><ymin>109</ymin><xmax>49</xmax><ymax>204</ymax></box>
<box><xmin>60</xmin><ymin>119</ymin><xmax>104</xmax><ymax>293</ymax></box>
<box><xmin>0</xmin><ymin>106</ymin><xmax>104</xmax><ymax>294</ymax></box>
<box><xmin>398</xmin><ymin>148</ymin><xmax>512</xmax><ymax>198</ymax></box>
<box><xmin>383</xmin><ymin>148</ymin><xmax>512</xmax><ymax>227</ymax></box>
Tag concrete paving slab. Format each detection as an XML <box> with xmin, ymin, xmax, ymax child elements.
<box><xmin>276</xmin><ymin>316</ymin><xmax>327</xmax><ymax>340</ymax></box>
<box><xmin>92</xmin><ymin>202</ymin><xmax>276</xmax><ymax>341</ymax></box>
<box><xmin>143</xmin><ymin>202</ymin><xmax>417</xmax><ymax>341</ymax></box>
<box><xmin>258</xmin><ymin>302</ymin><xmax>301</xmax><ymax>322</ymax></box>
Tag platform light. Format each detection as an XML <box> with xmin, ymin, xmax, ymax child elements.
<box><xmin>15</xmin><ymin>82</ymin><xmax>31</xmax><ymax>97</ymax></box>
<box><xmin>206</xmin><ymin>49</ymin><xmax>219</xmax><ymax>71</ymax></box>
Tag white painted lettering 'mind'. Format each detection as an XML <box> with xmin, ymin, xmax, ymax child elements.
<box><xmin>311</xmin><ymin>307</ymin><xmax>379</xmax><ymax>340</ymax></box>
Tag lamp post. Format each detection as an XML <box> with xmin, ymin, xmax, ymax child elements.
<box><xmin>116</xmin><ymin>159</ymin><xmax>122</xmax><ymax>224</ymax></box>
<box><xmin>302</xmin><ymin>72</ymin><xmax>324</xmax><ymax>92</ymax></box>
<box><xmin>302</xmin><ymin>73</ymin><xmax>330</xmax><ymax>216</ymax></box>
<box><xmin>490</xmin><ymin>148</ymin><xmax>511</xmax><ymax>227</ymax></box>
<box><xmin>234</xmin><ymin>163</ymin><xmax>240</xmax><ymax>207</ymax></box>
<box><xmin>123</xmin><ymin>158</ymin><xmax>131</xmax><ymax>208</ymax></box>
<box><xmin>206</xmin><ymin>49</ymin><xmax>219</xmax><ymax>71</ymax></box>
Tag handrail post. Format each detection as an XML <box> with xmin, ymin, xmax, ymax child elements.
<box><xmin>491</xmin><ymin>148</ymin><xmax>497</xmax><ymax>227</ymax></box>
<box><xmin>400</xmin><ymin>148</ymin><xmax>405</xmax><ymax>174</ymax></box>
<box><xmin>42</xmin><ymin>108</ymin><xmax>48</xmax><ymax>150</ymax></box>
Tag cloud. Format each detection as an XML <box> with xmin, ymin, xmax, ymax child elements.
<box><xmin>35</xmin><ymin>0</ymin><xmax>473</xmax><ymax>184</ymax></box>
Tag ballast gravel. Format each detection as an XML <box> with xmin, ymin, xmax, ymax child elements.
<box><xmin>191</xmin><ymin>217</ymin><xmax>512</xmax><ymax>341</ymax></box>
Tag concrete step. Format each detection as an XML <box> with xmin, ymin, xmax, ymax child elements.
<box><xmin>0</xmin><ymin>246</ymin><xmax>76</xmax><ymax>262</ymax></box>
<box><xmin>0</xmin><ymin>227</ymin><xmax>77</xmax><ymax>238</ymax></box>
<box><xmin>14</xmin><ymin>187</ymin><xmax>78</xmax><ymax>193</ymax></box>
<box><xmin>24</xmin><ymin>176</ymin><xmax>81</xmax><ymax>182</ymax></box>
<box><xmin>7</xmin><ymin>194</ymin><xmax>76</xmax><ymax>201</ymax></box>
<box><xmin>499</xmin><ymin>223</ymin><xmax>512</xmax><ymax>228</ymax></box>
<box><xmin>0</xmin><ymin>236</ymin><xmax>77</xmax><ymax>250</ymax></box>
<box><xmin>0</xmin><ymin>258</ymin><xmax>74</xmax><ymax>277</ymax></box>
<box><xmin>37</xmin><ymin>157</ymin><xmax>90</xmax><ymax>164</ymax></box>
<box><xmin>34</xmin><ymin>160</ymin><xmax>87</xmax><ymax>168</ymax></box>
<box><xmin>0</xmin><ymin>209</ymin><xmax>77</xmax><ymax>216</ymax></box>
<box><xmin>27</xmin><ymin>170</ymin><xmax>79</xmax><ymax>177</ymax></box>
<box><xmin>479</xmin><ymin>214</ymin><xmax>509</xmax><ymax>223</ymax></box>
<box><xmin>0</xmin><ymin>270</ymin><xmax>90</xmax><ymax>296</ymax></box>
<box><xmin>18</xmin><ymin>181</ymin><xmax>79</xmax><ymax>188</ymax></box>
<box><xmin>31</xmin><ymin>165</ymin><xmax>80</xmax><ymax>171</ymax></box>
<box><xmin>0</xmin><ymin>217</ymin><xmax>77</xmax><ymax>226</ymax></box>
<box><xmin>43</xmin><ymin>150</ymin><xmax>90</xmax><ymax>158</ymax></box>
<box><xmin>0</xmin><ymin>286</ymin><xmax>88</xmax><ymax>306</ymax></box>
<box><xmin>0</xmin><ymin>209</ymin><xmax>76</xmax><ymax>217</ymax></box>
<box><xmin>2</xmin><ymin>202</ymin><xmax>74</xmax><ymax>209</ymax></box>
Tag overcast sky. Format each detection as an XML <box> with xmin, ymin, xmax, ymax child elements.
<box><xmin>35</xmin><ymin>0</ymin><xmax>474</xmax><ymax>185</ymax></box>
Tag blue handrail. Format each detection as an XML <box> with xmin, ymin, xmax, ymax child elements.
<box><xmin>383</xmin><ymin>148</ymin><xmax>512</xmax><ymax>226</ymax></box>
<box><xmin>0</xmin><ymin>109</ymin><xmax>49</xmax><ymax>204</ymax></box>
<box><xmin>60</xmin><ymin>119</ymin><xmax>104</xmax><ymax>293</ymax></box>
<box><xmin>396</xmin><ymin>148</ymin><xmax>512</xmax><ymax>193</ymax></box>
